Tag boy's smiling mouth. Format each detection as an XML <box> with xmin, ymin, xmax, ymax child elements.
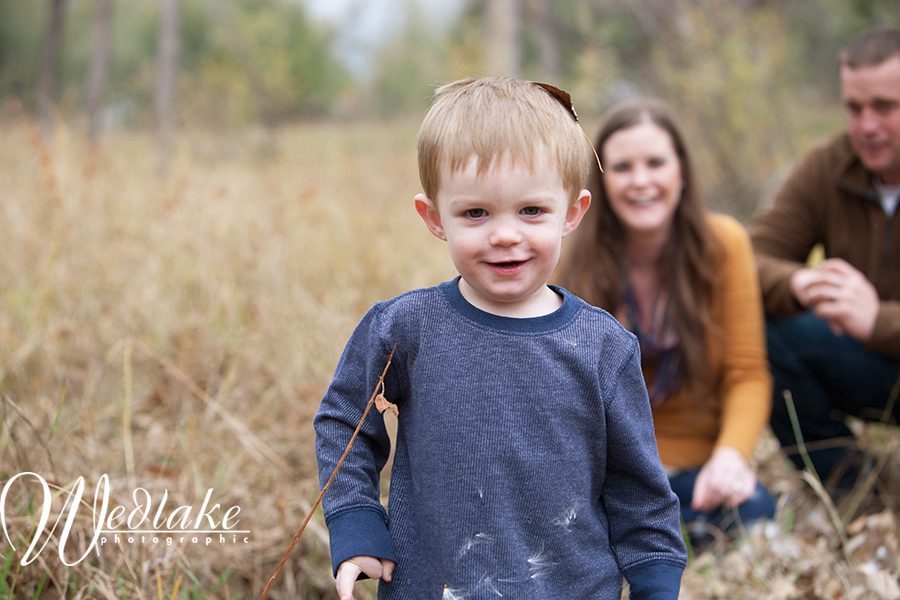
<box><xmin>486</xmin><ymin>259</ymin><xmax>529</xmax><ymax>274</ymax></box>
<box><xmin>492</xmin><ymin>260</ymin><xmax>525</xmax><ymax>267</ymax></box>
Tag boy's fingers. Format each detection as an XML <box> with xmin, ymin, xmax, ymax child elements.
<box><xmin>349</xmin><ymin>555</ymin><xmax>384</xmax><ymax>578</ymax></box>
<box><xmin>335</xmin><ymin>561</ymin><xmax>362</xmax><ymax>600</ymax></box>
<box><xmin>381</xmin><ymin>559</ymin><xmax>395</xmax><ymax>582</ymax></box>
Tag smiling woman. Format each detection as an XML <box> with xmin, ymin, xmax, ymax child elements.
<box><xmin>557</xmin><ymin>97</ymin><xmax>776</xmax><ymax>543</ymax></box>
<box><xmin>601</xmin><ymin>121</ymin><xmax>684</xmax><ymax>244</ymax></box>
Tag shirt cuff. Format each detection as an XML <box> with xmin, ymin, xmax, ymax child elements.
<box><xmin>623</xmin><ymin>559</ymin><xmax>685</xmax><ymax>599</ymax></box>
<box><xmin>326</xmin><ymin>507</ymin><xmax>397</xmax><ymax>577</ymax></box>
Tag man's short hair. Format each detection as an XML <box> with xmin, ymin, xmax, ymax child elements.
<box><xmin>417</xmin><ymin>77</ymin><xmax>592</xmax><ymax>203</ymax></box>
<box><xmin>840</xmin><ymin>27</ymin><xmax>900</xmax><ymax>69</ymax></box>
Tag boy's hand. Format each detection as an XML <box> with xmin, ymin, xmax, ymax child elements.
<box><xmin>335</xmin><ymin>556</ymin><xmax>395</xmax><ymax>600</ymax></box>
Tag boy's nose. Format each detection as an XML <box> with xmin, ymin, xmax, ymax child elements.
<box><xmin>489</xmin><ymin>221</ymin><xmax>523</xmax><ymax>246</ymax></box>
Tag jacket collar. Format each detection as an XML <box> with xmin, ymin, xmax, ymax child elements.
<box><xmin>835</xmin><ymin>134</ymin><xmax>881</xmax><ymax>204</ymax></box>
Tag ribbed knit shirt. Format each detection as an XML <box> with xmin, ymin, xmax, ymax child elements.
<box><xmin>314</xmin><ymin>278</ymin><xmax>687</xmax><ymax>599</ymax></box>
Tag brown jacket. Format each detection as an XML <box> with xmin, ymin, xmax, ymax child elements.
<box><xmin>750</xmin><ymin>133</ymin><xmax>900</xmax><ymax>359</ymax></box>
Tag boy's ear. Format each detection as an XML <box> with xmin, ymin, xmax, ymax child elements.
<box><xmin>562</xmin><ymin>190</ymin><xmax>592</xmax><ymax>236</ymax></box>
<box><xmin>415</xmin><ymin>193</ymin><xmax>446</xmax><ymax>241</ymax></box>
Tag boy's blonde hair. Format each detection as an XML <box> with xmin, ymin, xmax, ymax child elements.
<box><xmin>417</xmin><ymin>77</ymin><xmax>592</xmax><ymax>203</ymax></box>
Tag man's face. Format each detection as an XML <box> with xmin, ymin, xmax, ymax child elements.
<box><xmin>841</xmin><ymin>55</ymin><xmax>900</xmax><ymax>184</ymax></box>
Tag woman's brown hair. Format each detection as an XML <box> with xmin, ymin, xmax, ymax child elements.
<box><xmin>557</xmin><ymin>97</ymin><xmax>722</xmax><ymax>401</ymax></box>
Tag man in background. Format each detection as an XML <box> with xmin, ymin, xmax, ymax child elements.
<box><xmin>751</xmin><ymin>27</ymin><xmax>900</xmax><ymax>490</ymax></box>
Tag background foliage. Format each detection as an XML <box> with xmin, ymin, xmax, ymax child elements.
<box><xmin>0</xmin><ymin>1</ymin><xmax>898</xmax><ymax>598</ymax></box>
<box><xmin>1</xmin><ymin>0</ymin><xmax>896</xmax><ymax>214</ymax></box>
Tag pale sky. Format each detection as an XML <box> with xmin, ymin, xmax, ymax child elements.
<box><xmin>301</xmin><ymin>0</ymin><xmax>465</xmax><ymax>77</ymax></box>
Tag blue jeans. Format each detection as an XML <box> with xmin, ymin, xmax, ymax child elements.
<box><xmin>766</xmin><ymin>312</ymin><xmax>900</xmax><ymax>482</ymax></box>
<box><xmin>668</xmin><ymin>468</ymin><xmax>775</xmax><ymax>535</ymax></box>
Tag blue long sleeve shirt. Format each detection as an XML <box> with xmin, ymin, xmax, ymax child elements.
<box><xmin>314</xmin><ymin>278</ymin><xmax>687</xmax><ymax>599</ymax></box>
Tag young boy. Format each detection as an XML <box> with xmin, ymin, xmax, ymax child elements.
<box><xmin>314</xmin><ymin>77</ymin><xmax>686</xmax><ymax>600</ymax></box>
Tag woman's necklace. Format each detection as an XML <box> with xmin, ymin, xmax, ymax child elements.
<box><xmin>630</xmin><ymin>278</ymin><xmax>665</xmax><ymax>337</ymax></box>
<box><xmin>624</xmin><ymin>271</ymin><xmax>682</xmax><ymax>404</ymax></box>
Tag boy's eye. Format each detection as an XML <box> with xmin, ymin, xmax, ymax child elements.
<box><xmin>521</xmin><ymin>206</ymin><xmax>543</xmax><ymax>216</ymax></box>
<box><xmin>465</xmin><ymin>208</ymin><xmax>486</xmax><ymax>219</ymax></box>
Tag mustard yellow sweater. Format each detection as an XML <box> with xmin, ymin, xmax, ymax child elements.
<box><xmin>650</xmin><ymin>214</ymin><xmax>772</xmax><ymax>470</ymax></box>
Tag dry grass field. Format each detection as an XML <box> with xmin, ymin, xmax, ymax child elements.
<box><xmin>0</xmin><ymin>112</ymin><xmax>896</xmax><ymax>599</ymax></box>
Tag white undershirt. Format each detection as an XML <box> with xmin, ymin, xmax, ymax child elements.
<box><xmin>875</xmin><ymin>179</ymin><xmax>900</xmax><ymax>217</ymax></box>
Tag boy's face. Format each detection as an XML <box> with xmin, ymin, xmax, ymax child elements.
<box><xmin>416</xmin><ymin>154</ymin><xmax>590</xmax><ymax>317</ymax></box>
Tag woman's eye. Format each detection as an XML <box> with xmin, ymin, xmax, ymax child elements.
<box><xmin>648</xmin><ymin>157</ymin><xmax>667</xmax><ymax>168</ymax></box>
<box><xmin>610</xmin><ymin>162</ymin><xmax>631</xmax><ymax>173</ymax></box>
<box><xmin>465</xmin><ymin>208</ymin><xmax>486</xmax><ymax>218</ymax></box>
<box><xmin>522</xmin><ymin>206</ymin><xmax>543</xmax><ymax>216</ymax></box>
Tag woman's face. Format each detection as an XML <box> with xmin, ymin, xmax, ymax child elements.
<box><xmin>601</xmin><ymin>120</ymin><xmax>683</xmax><ymax>240</ymax></box>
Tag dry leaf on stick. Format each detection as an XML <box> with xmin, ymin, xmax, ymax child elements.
<box><xmin>375</xmin><ymin>392</ymin><xmax>399</xmax><ymax>417</ymax></box>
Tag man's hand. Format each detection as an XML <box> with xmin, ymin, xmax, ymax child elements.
<box><xmin>335</xmin><ymin>556</ymin><xmax>395</xmax><ymax>600</ymax></box>
<box><xmin>789</xmin><ymin>266</ymin><xmax>827</xmax><ymax>308</ymax></box>
<box><xmin>790</xmin><ymin>258</ymin><xmax>879</xmax><ymax>341</ymax></box>
<box><xmin>691</xmin><ymin>446</ymin><xmax>756</xmax><ymax>512</ymax></box>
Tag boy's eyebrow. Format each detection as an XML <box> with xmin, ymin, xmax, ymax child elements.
<box><xmin>444</xmin><ymin>192</ymin><xmax>562</xmax><ymax>208</ymax></box>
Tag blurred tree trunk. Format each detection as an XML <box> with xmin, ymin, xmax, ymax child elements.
<box><xmin>533</xmin><ymin>0</ymin><xmax>560</xmax><ymax>82</ymax></box>
<box><xmin>485</xmin><ymin>0</ymin><xmax>521</xmax><ymax>76</ymax></box>
<box><xmin>86</xmin><ymin>0</ymin><xmax>113</xmax><ymax>141</ymax></box>
<box><xmin>37</xmin><ymin>0</ymin><xmax>69</xmax><ymax>134</ymax></box>
<box><xmin>156</xmin><ymin>0</ymin><xmax>180</xmax><ymax>175</ymax></box>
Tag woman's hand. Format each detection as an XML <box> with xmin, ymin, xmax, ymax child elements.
<box><xmin>335</xmin><ymin>556</ymin><xmax>395</xmax><ymax>600</ymax></box>
<box><xmin>691</xmin><ymin>446</ymin><xmax>756</xmax><ymax>511</ymax></box>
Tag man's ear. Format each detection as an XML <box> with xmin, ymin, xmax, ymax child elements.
<box><xmin>562</xmin><ymin>190</ymin><xmax>592</xmax><ymax>236</ymax></box>
<box><xmin>415</xmin><ymin>193</ymin><xmax>446</xmax><ymax>240</ymax></box>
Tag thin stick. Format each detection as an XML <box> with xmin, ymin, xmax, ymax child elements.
<box><xmin>258</xmin><ymin>345</ymin><xmax>397</xmax><ymax>600</ymax></box>
<box><xmin>783</xmin><ymin>390</ymin><xmax>821</xmax><ymax>483</ymax></box>
<box><xmin>783</xmin><ymin>391</ymin><xmax>850</xmax><ymax>552</ymax></box>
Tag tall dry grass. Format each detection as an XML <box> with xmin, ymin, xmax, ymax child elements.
<box><xmin>0</xmin><ymin>111</ymin><xmax>896</xmax><ymax>599</ymax></box>
<box><xmin>0</xmin><ymin>113</ymin><xmax>451</xmax><ymax>598</ymax></box>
